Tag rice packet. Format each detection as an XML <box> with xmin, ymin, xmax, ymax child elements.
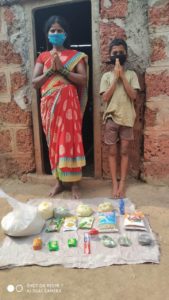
<box><xmin>96</xmin><ymin>211</ymin><xmax>118</xmax><ymax>232</ymax></box>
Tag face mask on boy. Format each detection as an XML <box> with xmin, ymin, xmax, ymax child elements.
<box><xmin>110</xmin><ymin>53</ymin><xmax>127</xmax><ymax>65</ymax></box>
<box><xmin>48</xmin><ymin>33</ymin><xmax>66</xmax><ymax>46</ymax></box>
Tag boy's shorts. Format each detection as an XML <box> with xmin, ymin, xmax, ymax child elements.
<box><xmin>104</xmin><ymin>118</ymin><xmax>134</xmax><ymax>145</ymax></box>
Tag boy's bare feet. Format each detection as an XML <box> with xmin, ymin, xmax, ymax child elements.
<box><xmin>117</xmin><ymin>179</ymin><xmax>126</xmax><ymax>198</ymax></box>
<box><xmin>112</xmin><ymin>180</ymin><xmax>118</xmax><ymax>199</ymax></box>
<box><xmin>49</xmin><ymin>181</ymin><xmax>64</xmax><ymax>197</ymax></box>
<box><xmin>72</xmin><ymin>183</ymin><xmax>81</xmax><ymax>199</ymax></box>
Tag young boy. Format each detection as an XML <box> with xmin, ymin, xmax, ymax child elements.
<box><xmin>100</xmin><ymin>38</ymin><xmax>140</xmax><ymax>199</ymax></box>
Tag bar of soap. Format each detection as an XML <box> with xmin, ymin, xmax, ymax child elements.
<box><xmin>33</xmin><ymin>237</ymin><xmax>42</xmax><ymax>250</ymax></box>
<box><xmin>48</xmin><ymin>241</ymin><xmax>59</xmax><ymax>251</ymax></box>
<box><xmin>68</xmin><ymin>238</ymin><xmax>77</xmax><ymax>247</ymax></box>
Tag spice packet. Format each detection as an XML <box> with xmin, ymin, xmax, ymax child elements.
<box><xmin>118</xmin><ymin>236</ymin><xmax>132</xmax><ymax>247</ymax></box>
<box><xmin>45</xmin><ymin>217</ymin><xmax>64</xmax><ymax>232</ymax></box>
<box><xmin>63</xmin><ymin>216</ymin><xmax>77</xmax><ymax>231</ymax></box>
<box><xmin>78</xmin><ymin>217</ymin><xmax>94</xmax><ymax>229</ymax></box>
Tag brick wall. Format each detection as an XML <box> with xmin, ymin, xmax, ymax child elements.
<box><xmin>0</xmin><ymin>6</ymin><xmax>35</xmax><ymax>177</ymax></box>
<box><xmin>143</xmin><ymin>0</ymin><xmax>169</xmax><ymax>184</ymax></box>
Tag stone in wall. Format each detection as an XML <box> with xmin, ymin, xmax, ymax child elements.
<box><xmin>100</xmin><ymin>0</ymin><xmax>128</xmax><ymax>19</ymax></box>
<box><xmin>0</xmin><ymin>73</ymin><xmax>7</xmax><ymax>93</ymax></box>
<box><xmin>0</xmin><ymin>40</ymin><xmax>22</xmax><ymax>65</ymax></box>
<box><xmin>144</xmin><ymin>132</ymin><xmax>169</xmax><ymax>162</ymax></box>
<box><xmin>144</xmin><ymin>107</ymin><xmax>158</xmax><ymax>127</ymax></box>
<box><xmin>0</xmin><ymin>101</ymin><xmax>32</xmax><ymax>125</ymax></box>
<box><xmin>143</xmin><ymin>160</ymin><xmax>169</xmax><ymax>183</ymax></box>
<box><xmin>10</xmin><ymin>71</ymin><xmax>27</xmax><ymax>93</ymax></box>
<box><xmin>4</xmin><ymin>6</ymin><xmax>15</xmax><ymax>24</ymax></box>
<box><xmin>145</xmin><ymin>96</ymin><xmax>169</xmax><ymax>128</ymax></box>
<box><xmin>151</xmin><ymin>38</ymin><xmax>167</xmax><ymax>62</ymax></box>
<box><xmin>0</xmin><ymin>130</ymin><xmax>12</xmax><ymax>153</ymax></box>
<box><xmin>149</xmin><ymin>2</ymin><xmax>169</xmax><ymax>26</ymax></box>
<box><xmin>16</xmin><ymin>128</ymin><xmax>34</xmax><ymax>153</ymax></box>
<box><xmin>0</xmin><ymin>155</ymin><xmax>35</xmax><ymax>178</ymax></box>
<box><xmin>146</xmin><ymin>70</ymin><xmax>169</xmax><ymax>98</ymax></box>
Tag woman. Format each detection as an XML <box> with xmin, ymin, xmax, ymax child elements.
<box><xmin>32</xmin><ymin>16</ymin><xmax>88</xmax><ymax>199</ymax></box>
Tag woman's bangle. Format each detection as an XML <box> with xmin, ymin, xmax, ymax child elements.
<box><xmin>58</xmin><ymin>66</ymin><xmax>70</xmax><ymax>77</ymax></box>
<box><xmin>45</xmin><ymin>68</ymin><xmax>55</xmax><ymax>78</ymax></box>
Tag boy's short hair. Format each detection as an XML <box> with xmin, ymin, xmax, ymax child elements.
<box><xmin>109</xmin><ymin>38</ymin><xmax>128</xmax><ymax>54</ymax></box>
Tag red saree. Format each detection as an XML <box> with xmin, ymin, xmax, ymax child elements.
<box><xmin>36</xmin><ymin>49</ymin><xmax>88</xmax><ymax>182</ymax></box>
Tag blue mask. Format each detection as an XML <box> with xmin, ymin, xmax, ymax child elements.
<box><xmin>48</xmin><ymin>33</ymin><xmax>66</xmax><ymax>46</ymax></box>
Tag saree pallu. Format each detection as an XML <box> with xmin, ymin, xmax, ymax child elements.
<box><xmin>39</xmin><ymin>50</ymin><xmax>87</xmax><ymax>182</ymax></box>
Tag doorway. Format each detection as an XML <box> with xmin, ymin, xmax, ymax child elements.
<box><xmin>33</xmin><ymin>0</ymin><xmax>93</xmax><ymax>177</ymax></box>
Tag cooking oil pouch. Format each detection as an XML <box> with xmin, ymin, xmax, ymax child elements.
<box><xmin>63</xmin><ymin>216</ymin><xmax>77</xmax><ymax>231</ymax></box>
<box><xmin>78</xmin><ymin>217</ymin><xmax>94</xmax><ymax>229</ymax></box>
<box><xmin>138</xmin><ymin>233</ymin><xmax>153</xmax><ymax>246</ymax></box>
<box><xmin>118</xmin><ymin>236</ymin><xmax>132</xmax><ymax>247</ymax></box>
<box><xmin>100</xmin><ymin>235</ymin><xmax>117</xmax><ymax>248</ymax></box>
<box><xmin>45</xmin><ymin>217</ymin><xmax>64</xmax><ymax>232</ymax></box>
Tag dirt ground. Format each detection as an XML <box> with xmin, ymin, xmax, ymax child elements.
<box><xmin>0</xmin><ymin>176</ymin><xmax>169</xmax><ymax>300</ymax></box>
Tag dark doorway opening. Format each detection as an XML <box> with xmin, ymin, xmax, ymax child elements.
<box><xmin>33</xmin><ymin>0</ymin><xmax>93</xmax><ymax>177</ymax></box>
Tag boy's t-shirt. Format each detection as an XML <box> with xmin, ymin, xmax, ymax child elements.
<box><xmin>100</xmin><ymin>69</ymin><xmax>140</xmax><ymax>127</ymax></box>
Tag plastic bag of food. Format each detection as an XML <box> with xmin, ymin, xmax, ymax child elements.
<box><xmin>54</xmin><ymin>207</ymin><xmax>71</xmax><ymax>218</ymax></box>
<box><xmin>100</xmin><ymin>235</ymin><xmax>117</xmax><ymax>248</ymax></box>
<box><xmin>0</xmin><ymin>189</ymin><xmax>45</xmax><ymax>237</ymax></box>
<box><xmin>38</xmin><ymin>201</ymin><xmax>54</xmax><ymax>220</ymax></box>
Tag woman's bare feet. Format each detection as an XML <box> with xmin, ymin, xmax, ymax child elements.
<box><xmin>49</xmin><ymin>181</ymin><xmax>64</xmax><ymax>197</ymax></box>
<box><xmin>112</xmin><ymin>180</ymin><xmax>118</xmax><ymax>199</ymax></box>
<box><xmin>71</xmin><ymin>182</ymin><xmax>81</xmax><ymax>199</ymax></box>
<box><xmin>117</xmin><ymin>179</ymin><xmax>126</xmax><ymax>198</ymax></box>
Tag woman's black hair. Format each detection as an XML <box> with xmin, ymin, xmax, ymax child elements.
<box><xmin>109</xmin><ymin>38</ymin><xmax>128</xmax><ymax>54</ymax></box>
<box><xmin>44</xmin><ymin>15</ymin><xmax>70</xmax><ymax>49</ymax></box>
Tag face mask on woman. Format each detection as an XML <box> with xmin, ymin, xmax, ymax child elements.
<box><xmin>48</xmin><ymin>33</ymin><xmax>66</xmax><ymax>46</ymax></box>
